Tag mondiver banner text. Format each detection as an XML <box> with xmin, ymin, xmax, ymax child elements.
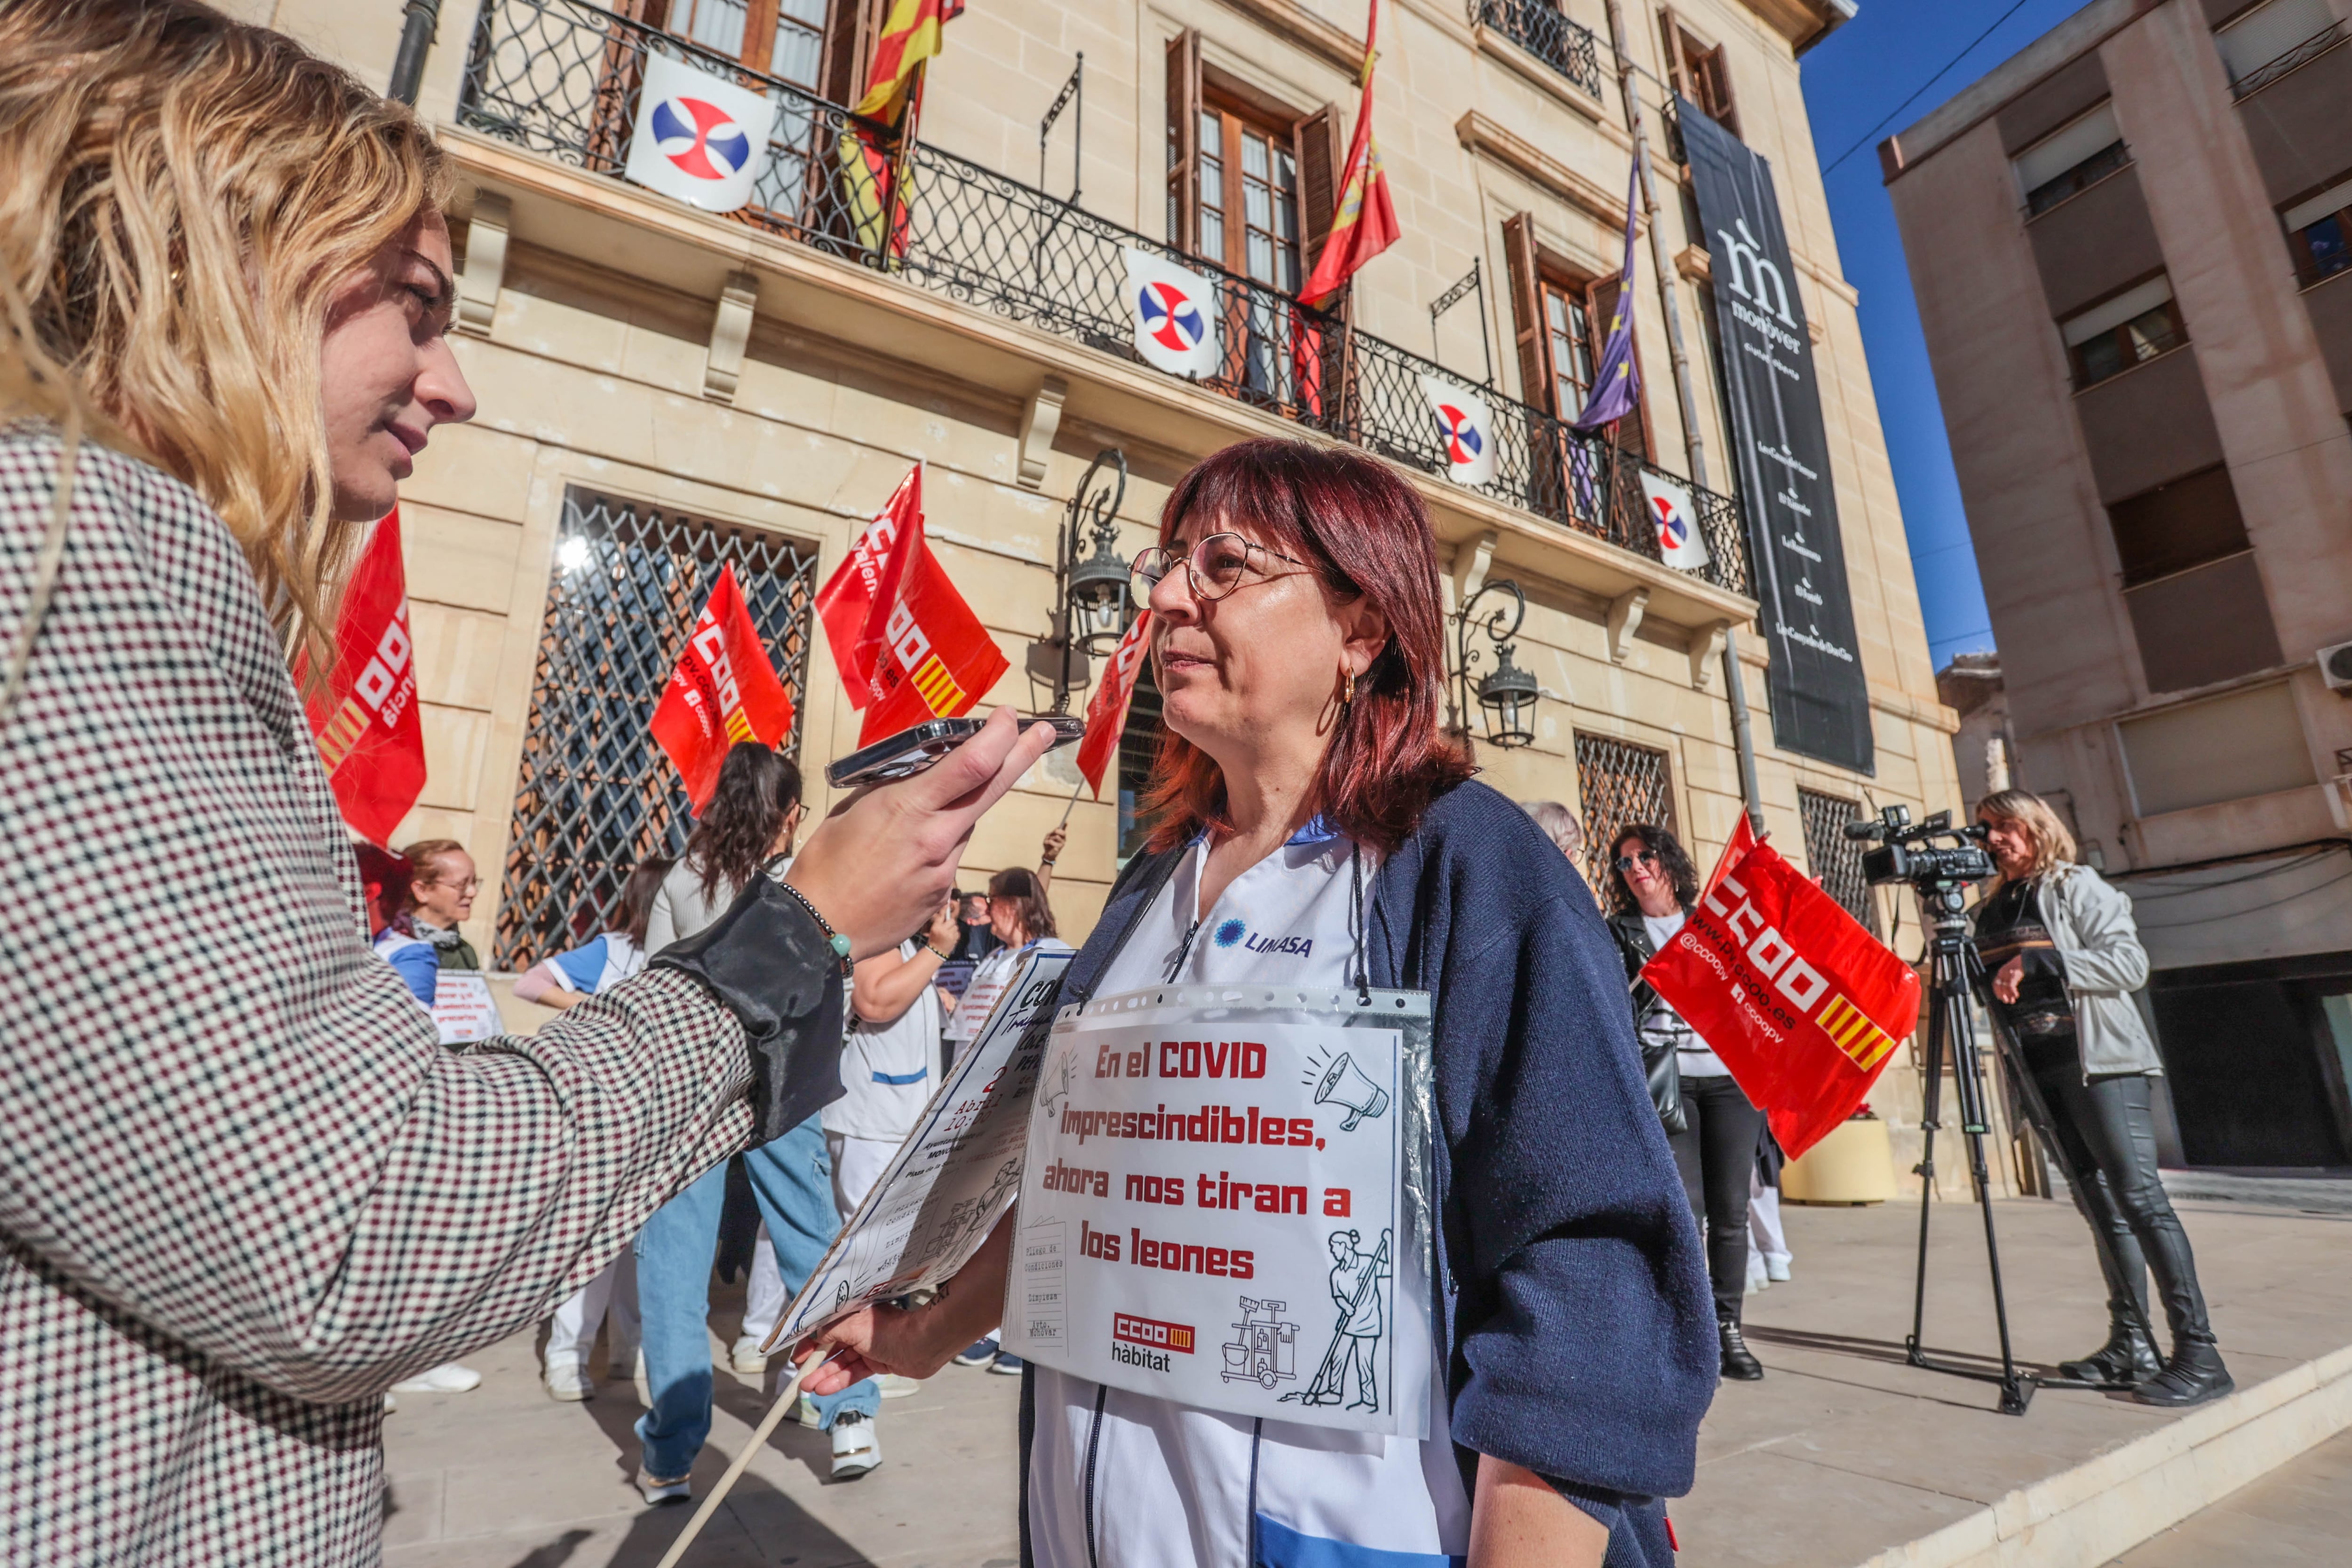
<box><xmin>1679</xmin><ymin>100</ymin><xmax>1874</xmax><ymax>775</ymax></box>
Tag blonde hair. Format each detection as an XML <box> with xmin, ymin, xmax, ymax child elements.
<box><xmin>0</xmin><ymin>0</ymin><xmax>450</xmax><ymax>679</ymax></box>
<box><xmin>1977</xmin><ymin>788</ymin><xmax>2077</xmax><ymax>881</ymax></box>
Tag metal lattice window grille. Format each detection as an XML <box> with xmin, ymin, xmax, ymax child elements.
<box><xmin>1798</xmin><ymin>787</ymin><xmax>1881</xmax><ymax>938</ymax></box>
<box><xmin>457</xmin><ymin>0</ymin><xmax>1750</xmax><ymax>598</ymax></box>
<box><xmin>492</xmin><ymin>489</ymin><xmax>819</xmax><ymax>970</ymax></box>
<box><xmin>1573</xmin><ymin>733</ymin><xmax>1677</xmax><ymax>898</ymax></box>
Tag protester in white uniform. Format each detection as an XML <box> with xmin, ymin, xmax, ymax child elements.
<box><xmin>801</xmin><ymin>439</ymin><xmax>1714</xmax><ymax>1568</ymax></box>
<box><xmin>521</xmin><ymin>857</ymin><xmax>669</xmax><ymax>1400</ymax></box>
<box><xmin>946</xmin><ymin>865</ymin><xmax>1072</xmax><ymax>1375</ymax></box>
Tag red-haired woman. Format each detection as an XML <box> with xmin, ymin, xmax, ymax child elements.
<box><xmin>804</xmin><ymin>440</ymin><xmax>1713</xmax><ymax>1568</ymax></box>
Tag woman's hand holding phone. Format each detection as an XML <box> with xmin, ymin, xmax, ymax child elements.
<box><xmin>786</xmin><ymin>706</ymin><xmax>1055</xmax><ymax>961</ymax></box>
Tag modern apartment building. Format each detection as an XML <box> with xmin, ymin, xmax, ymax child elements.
<box><xmin>228</xmin><ymin>0</ymin><xmax>1951</xmax><ymax>1036</ymax></box>
<box><xmin>1883</xmin><ymin>0</ymin><xmax>2352</xmax><ymax>1168</ymax></box>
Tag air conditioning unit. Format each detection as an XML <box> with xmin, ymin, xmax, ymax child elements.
<box><xmin>2320</xmin><ymin>639</ymin><xmax>2352</xmax><ymax>693</ymax></box>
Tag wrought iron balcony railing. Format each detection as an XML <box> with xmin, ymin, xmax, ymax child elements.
<box><xmin>1472</xmin><ymin>0</ymin><xmax>1605</xmax><ymax>102</ymax></box>
<box><xmin>2229</xmin><ymin>20</ymin><xmax>2346</xmax><ymax>101</ymax></box>
<box><xmin>459</xmin><ymin>0</ymin><xmax>1749</xmax><ymax>597</ymax></box>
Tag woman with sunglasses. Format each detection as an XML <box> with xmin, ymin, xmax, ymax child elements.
<box><xmin>1606</xmin><ymin>824</ymin><xmax>1766</xmax><ymax>1381</ymax></box>
<box><xmin>803</xmin><ymin>439</ymin><xmax>1713</xmax><ymax>1568</ymax></box>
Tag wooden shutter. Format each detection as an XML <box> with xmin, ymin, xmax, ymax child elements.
<box><xmin>1296</xmin><ymin>103</ymin><xmax>1342</xmax><ymax>281</ymax></box>
<box><xmin>821</xmin><ymin>0</ymin><xmax>871</xmax><ymax>104</ymax></box>
<box><xmin>1659</xmin><ymin>7</ymin><xmax>1689</xmax><ymax>99</ymax></box>
<box><xmin>1502</xmin><ymin>213</ymin><xmax>1548</xmax><ymax>411</ymax></box>
<box><xmin>1166</xmin><ymin>30</ymin><xmax>1202</xmax><ymax>254</ymax></box>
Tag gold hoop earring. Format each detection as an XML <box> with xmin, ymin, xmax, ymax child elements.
<box><xmin>1343</xmin><ymin>667</ymin><xmax>1357</xmax><ymax>704</ymax></box>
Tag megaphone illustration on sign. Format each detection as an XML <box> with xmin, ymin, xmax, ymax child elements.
<box><xmin>1312</xmin><ymin>1052</ymin><xmax>1391</xmax><ymax>1132</ymax></box>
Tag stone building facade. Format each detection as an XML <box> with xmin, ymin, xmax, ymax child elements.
<box><xmin>226</xmin><ymin>0</ymin><xmax>1954</xmax><ymax>1017</ymax></box>
<box><xmin>1883</xmin><ymin>0</ymin><xmax>2352</xmax><ymax>1166</ymax></box>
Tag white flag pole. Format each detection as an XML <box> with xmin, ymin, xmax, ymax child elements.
<box><xmin>652</xmin><ymin>1350</ymin><xmax>834</xmax><ymax>1568</ymax></box>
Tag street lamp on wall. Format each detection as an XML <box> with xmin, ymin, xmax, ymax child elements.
<box><xmin>1026</xmin><ymin>447</ymin><xmax>1131</xmax><ymax>712</ymax></box>
<box><xmin>1451</xmin><ymin>578</ymin><xmax>1539</xmax><ymax>750</ymax></box>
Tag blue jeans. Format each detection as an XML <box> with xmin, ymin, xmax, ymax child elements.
<box><xmin>634</xmin><ymin>1116</ymin><xmax>880</xmax><ymax>1479</ymax></box>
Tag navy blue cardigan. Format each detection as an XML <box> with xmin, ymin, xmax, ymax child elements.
<box><xmin>1046</xmin><ymin>779</ymin><xmax>1715</xmax><ymax>1566</ymax></box>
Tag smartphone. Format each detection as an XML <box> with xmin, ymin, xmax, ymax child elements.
<box><xmin>825</xmin><ymin>714</ymin><xmax>1085</xmax><ymax>790</ymax></box>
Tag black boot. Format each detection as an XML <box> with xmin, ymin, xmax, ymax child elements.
<box><xmin>2133</xmin><ymin>1338</ymin><xmax>2233</xmax><ymax>1408</ymax></box>
<box><xmin>2058</xmin><ymin>1315</ymin><xmax>2162</xmax><ymax>1386</ymax></box>
<box><xmin>1718</xmin><ymin>1310</ymin><xmax>1764</xmax><ymax>1381</ymax></box>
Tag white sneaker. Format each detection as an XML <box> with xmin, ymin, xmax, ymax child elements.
<box><xmin>544</xmin><ymin>1363</ymin><xmax>593</xmax><ymax>1402</ymax></box>
<box><xmin>874</xmin><ymin>1372</ymin><xmax>922</xmax><ymax>1398</ymax></box>
<box><xmin>1766</xmin><ymin>1257</ymin><xmax>1793</xmax><ymax>1283</ymax></box>
<box><xmin>635</xmin><ymin>1467</ymin><xmax>691</xmax><ymax>1506</ymax></box>
<box><xmin>391</xmin><ymin>1362</ymin><xmax>482</xmax><ymax>1394</ymax></box>
<box><xmin>792</xmin><ymin>1393</ymin><xmax>823</xmax><ymax>1429</ymax></box>
<box><xmin>382</xmin><ymin>1392</ymin><xmax>398</xmax><ymax>1415</ymax></box>
<box><xmin>730</xmin><ymin>1334</ymin><xmax>769</xmax><ymax>1375</ymax></box>
<box><xmin>830</xmin><ymin>1410</ymin><xmax>881</xmax><ymax>1479</ymax></box>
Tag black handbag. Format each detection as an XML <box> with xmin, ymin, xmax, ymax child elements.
<box><xmin>1611</xmin><ymin>914</ymin><xmax>1689</xmax><ymax>1135</ymax></box>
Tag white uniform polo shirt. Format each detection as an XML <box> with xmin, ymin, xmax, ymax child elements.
<box><xmin>1028</xmin><ymin>818</ymin><xmax>1470</xmax><ymax>1568</ymax></box>
<box><xmin>823</xmin><ymin>939</ymin><xmax>946</xmax><ymax>1144</ymax></box>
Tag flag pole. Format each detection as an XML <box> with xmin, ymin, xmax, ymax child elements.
<box><xmin>1603</xmin><ymin>0</ymin><xmax>1764</xmax><ymax>836</ymax></box>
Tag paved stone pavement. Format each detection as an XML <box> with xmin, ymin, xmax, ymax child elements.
<box><xmin>381</xmin><ymin>1190</ymin><xmax>2352</xmax><ymax>1568</ymax></box>
<box><xmin>2102</xmin><ymin>1427</ymin><xmax>2352</xmax><ymax>1566</ymax></box>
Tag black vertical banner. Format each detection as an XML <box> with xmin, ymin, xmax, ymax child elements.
<box><xmin>1678</xmin><ymin>99</ymin><xmax>1874</xmax><ymax>775</ymax></box>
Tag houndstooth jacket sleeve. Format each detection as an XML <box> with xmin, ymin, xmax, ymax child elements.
<box><xmin>0</xmin><ymin>428</ymin><xmax>759</xmax><ymax>1564</ymax></box>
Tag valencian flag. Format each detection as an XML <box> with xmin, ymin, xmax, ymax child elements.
<box><xmin>837</xmin><ymin>0</ymin><xmax>965</xmax><ymax>258</ymax></box>
<box><xmin>1640</xmin><ymin>817</ymin><xmax>1921</xmax><ymax>1158</ymax></box>
<box><xmin>1076</xmin><ymin>610</ymin><xmax>1152</xmax><ymax>797</ymax></box>
<box><xmin>302</xmin><ymin>508</ymin><xmax>428</xmax><ymax>847</ymax></box>
<box><xmin>1573</xmin><ymin>159</ymin><xmax>1643</xmax><ymax>432</ymax></box>
<box><xmin>1297</xmin><ymin>0</ymin><xmax>1401</xmax><ymax>308</ymax></box>
<box><xmin>651</xmin><ymin>566</ymin><xmax>796</xmax><ymax>812</ymax></box>
<box><xmin>815</xmin><ymin>463</ymin><xmax>1009</xmax><ymax>744</ymax></box>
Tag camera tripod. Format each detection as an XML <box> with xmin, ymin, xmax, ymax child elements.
<box><xmin>1903</xmin><ymin>884</ymin><xmax>2157</xmax><ymax>1415</ymax></box>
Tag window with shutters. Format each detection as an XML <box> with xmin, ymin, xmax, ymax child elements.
<box><xmin>492</xmin><ymin>489</ymin><xmax>819</xmax><ymax>969</ymax></box>
<box><xmin>1116</xmin><ymin>660</ymin><xmax>1165</xmax><ymax>863</ymax></box>
<box><xmin>1503</xmin><ymin>214</ymin><xmax>1651</xmax><ymax>459</ymax></box>
<box><xmin>1166</xmin><ymin>32</ymin><xmax>1339</xmax><ymax>292</ymax></box>
<box><xmin>1573</xmin><ymin>733</ymin><xmax>1676</xmax><ymax>894</ymax></box>
<box><xmin>1798</xmin><ymin>788</ymin><xmax>1880</xmax><ymax>937</ymax></box>
<box><xmin>1661</xmin><ymin>11</ymin><xmax>1736</xmax><ymax>136</ymax></box>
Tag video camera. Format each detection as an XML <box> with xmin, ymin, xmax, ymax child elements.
<box><xmin>1843</xmin><ymin>804</ymin><xmax>1997</xmax><ymax>889</ymax></box>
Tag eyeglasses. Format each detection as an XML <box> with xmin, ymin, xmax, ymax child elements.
<box><xmin>1130</xmin><ymin>532</ymin><xmax>1308</xmax><ymax>603</ymax></box>
<box><xmin>1612</xmin><ymin>850</ymin><xmax>1661</xmax><ymax>875</ymax></box>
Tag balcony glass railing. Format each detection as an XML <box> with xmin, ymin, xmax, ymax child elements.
<box><xmin>1472</xmin><ymin>0</ymin><xmax>1605</xmax><ymax>102</ymax></box>
<box><xmin>460</xmin><ymin>0</ymin><xmax>1749</xmax><ymax>596</ymax></box>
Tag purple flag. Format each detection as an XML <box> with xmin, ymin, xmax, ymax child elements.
<box><xmin>1572</xmin><ymin>159</ymin><xmax>1643</xmax><ymax>433</ymax></box>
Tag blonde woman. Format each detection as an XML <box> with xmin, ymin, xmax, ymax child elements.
<box><xmin>1972</xmin><ymin>789</ymin><xmax>2230</xmax><ymax>1407</ymax></box>
<box><xmin>0</xmin><ymin>4</ymin><xmax>1051</xmax><ymax>1560</ymax></box>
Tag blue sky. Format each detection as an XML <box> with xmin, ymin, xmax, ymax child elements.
<box><xmin>1797</xmin><ymin>0</ymin><xmax>2096</xmax><ymax>668</ymax></box>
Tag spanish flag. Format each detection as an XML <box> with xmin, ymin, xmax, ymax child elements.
<box><xmin>838</xmin><ymin>0</ymin><xmax>963</xmax><ymax>256</ymax></box>
<box><xmin>1298</xmin><ymin>0</ymin><xmax>1400</xmax><ymax>309</ymax></box>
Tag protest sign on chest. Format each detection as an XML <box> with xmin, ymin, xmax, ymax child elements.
<box><xmin>1003</xmin><ymin>984</ymin><xmax>1435</xmax><ymax>1438</ymax></box>
<box><xmin>430</xmin><ymin>971</ymin><xmax>501</xmax><ymax>1045</ymax></box>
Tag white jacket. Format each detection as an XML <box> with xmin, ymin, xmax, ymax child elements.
<box><xmin>1987</xmin><ymin>863</ymin><xmax>2163</xmax><ymax>1078</ymax></box>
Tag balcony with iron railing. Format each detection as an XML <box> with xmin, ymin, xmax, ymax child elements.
<box><xmin>459</xmin><ymin>0</ymin><xmax>1749</xmax><ymax>598</ymax></box>
<box><xmin>1470</xmin><ymin>0</ymin><xmax>1605</xmax><ymax>102</ymax></box>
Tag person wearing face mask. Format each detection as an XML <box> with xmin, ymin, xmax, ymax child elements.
<box><xmin>1972</xmin><ymin>789</ymin><xmax>2229</xmax><ymax>1407</ymax></box>
<box><xmin>800</xmin><ymin>439</ymin><xmax>1712</xmax><ymax>1568</ymax></box>
<box><xmin>1606</xmin><ymin>824</ymin><xmax>1765</xmax><ymax>1382</ymax></box>
<box><xmin>0</xmin><ymin>7</ymin><xmax>1057</xmax><ymax>1559</ymax></box>
<box><xmin>397</xmin><ymin>838</ymin><xmax>480</xmax><ymax>970</ymax></box>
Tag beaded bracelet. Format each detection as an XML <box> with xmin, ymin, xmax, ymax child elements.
<box><xmin>774</xmin><ymin>879</ymin><xmax>853</xmax><ymax>974</ymax></box>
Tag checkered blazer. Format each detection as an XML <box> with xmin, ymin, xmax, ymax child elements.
<box><xmin>0</xmin><ymin>428</ymin><xmax>758</xmax><ymax>1564</ymax></box>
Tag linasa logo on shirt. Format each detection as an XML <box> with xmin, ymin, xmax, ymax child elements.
<box><xmin>1208</xmin><ymin>918</ymin><xmax>1313</xmax><ymax>959</ymax></box>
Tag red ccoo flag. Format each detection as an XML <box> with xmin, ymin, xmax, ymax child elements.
<box><xmin>817</xmin><ymin>464</ymin><xmax>1009</xmax><ymax>744</ymax></box>
<box><xmin>1639</xmin><ymin>816</ymin><xmax>1921</xmax><ymax>1159</ymax></box>
<box><xmin>1298</xmin><ymin>0</ymin><xmax>1401</xmax><ymax>309</ymax></box>
<box><xmin>1076</xmin><ymin>610</ymin><xmax>1152</xmax><ymax>798</ymax></box>
<box><xmin>651</xmin><ymin>565</ymin><xmax>796</xmax><ymax>813</ymax></box>
<box><xmin>815</xmin><ymin>465</ymin><xmax>923</xmax><ymax>709</ymax></box>
<box><xmin>302</xmin><ymin>507</ymin><xmax>428</xmax><ymax>847</ymax></box>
